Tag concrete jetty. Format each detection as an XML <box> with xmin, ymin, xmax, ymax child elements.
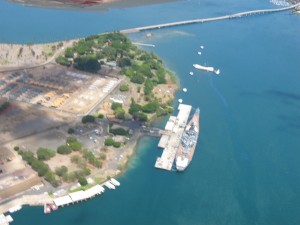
<box><xmin>155</xmin><ymin>104</ymin><xmax>192</xmax><ymax>171</ymax></box>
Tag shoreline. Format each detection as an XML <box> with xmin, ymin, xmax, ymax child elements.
<box><xmin>0</xmin><ymin>126</ymin><xmax>160</xmax><ymax>215</ymax></box>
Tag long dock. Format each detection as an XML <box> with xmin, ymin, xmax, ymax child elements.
<box><xmin>53</xmin><ymin>184</ymin><xmax>105</xmax><ymax>207</ymax></box>
<box><xmin>121</xmin><ymin>3</ymin><xmax>300</xmax><ymax>34</ymax></box>
<box><xmin>155</xmin><ymin>104</ymin><xmax>192</xmax><ymax>171</ymax></box>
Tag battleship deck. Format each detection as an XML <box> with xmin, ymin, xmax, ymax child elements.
<box><xmin>155</xmin><ymin>104</ymin><xmax>192</xmax><ymax>171</ymax></box>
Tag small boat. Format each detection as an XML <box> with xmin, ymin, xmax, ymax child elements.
<box><xmin>200</xmin><ymin>45</ymin><xmax>204</xmax><ymax>49</ymax></box>
<box><xmin>197</xmin><ymin>51</ymin><xmax>201</xmax><ymax>55</ymax></box>
<box><xmin>110</xmin><ymin>178</ymin><xmax>120</xmax><ymax>186</ymax></box>
<box><xmin>178</xmin><ymin>99</ymin><xmax>183</xmax><ymax>103</ymax></box>
<box><xmin>182</xmin><ymin>88</ymin><xmax>187</xmax><ymax>93</ymax></box>
<box><xmin>50</xmin><ymin>203</ymin><xmax>58</xmax><ymax>211</ymax></box>
<box><xmin>104</xmin><ymin>181</ymin><xmax>115</xmax><ymax>190</ymax></box>
<box><xmin>189</xmin><ymin>72</ymin><xmax>194</xmax><ymax>76</ymax></box>
<box><xmin>44</xmin><ymin>204</ymin><xmax>51</xmax><ymax>214</ymax></box>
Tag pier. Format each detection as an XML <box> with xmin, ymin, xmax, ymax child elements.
<box><xmin>53</xmin><ymin>184</ymin><xmax>105</xmax><ymax>207</ymax></box>
<box><xmin>121</xmin><ymin>3</ymin><xmax>300</xmax><ymax>34</ymax></box>
<box><xmin>155</xmin><ymin>104</ymin><xmax>192</xmax><ymax>171</ymax></box>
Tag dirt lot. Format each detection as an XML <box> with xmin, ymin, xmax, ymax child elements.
<box><xmin>0</xmin><ymin>64</ymin><xmax>121</xmax><ymax>115</ymax></box>
<box><xmin>0</xmin><ymin>151</ymin><xmax>41</xmax><ymax>201</ymax></box>
<box><xmin>0</xmin><ymin>100</ymin><xmax>73</xmax><ymax>145</ymax></box>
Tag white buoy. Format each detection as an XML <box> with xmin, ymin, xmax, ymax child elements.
<box><xmin>182</xmin><ymin>88</ymin><xmax>187</xmax><ymax>92</ymax></box>
<box><xmin>198</xmin><ymin>51</ymin><xmax>201</xmax><ymax>55</ymax></box>
<box><xmin>200</xmin><ymin>45</ymin><xmax>204</xmax><ymax>49</ymax></box>
<box><xmin>189</xmin><ymin>71</ymin><xmax>194</xmax><ymax>76</ymax></box>
<box><xmin>178</xmin><ymin>99</ymin><xmax>183</xmax><ymax>103</ymax></box>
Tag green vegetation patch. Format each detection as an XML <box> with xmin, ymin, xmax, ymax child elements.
<box><xmin>37</xmin><ymin>148</ymin><xmax>56</xmax><ymax>161</ymax></box>
<box><xmin>119</xmin><ymin>84</ymin><xmax>129</xmax><ymax>92</ymax></box>
<box><xmin>82</xmin><ymin>115</ymin><xmax>95</xmax><ymax>123</ymax></box>
<box><xmin>104</xmin><ymin>138</ymin><xmax>121</xmax><ymax>148</ymax></box>
<box><xmin>56</xmin><ymin>32</ymin><xmax>177</xmax><ymax>122</ymax></box>
<box><xmin>16</xmin><ymin>150</ymin><xmax>59</xmax><ymax>187</ymax></box>
<box><xmin>109</xmin><ymin>127</ymin><xmax>130</xmax><ymax>137</ymax></box>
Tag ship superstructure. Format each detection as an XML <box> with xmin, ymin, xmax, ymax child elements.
<box><xmin>175</xmin><ymin>108</ymin><xmax>200</xmax><ymax>171</ymax></box>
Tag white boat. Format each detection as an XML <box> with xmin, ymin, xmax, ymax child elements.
<box><xmin>182</xmin><ymin>88</ymin><xmax>187</xmax><ymax>93</ymax></box>
<box><xmin>189</xmin><ymin>71</ymin><xmax>194</xmax><ymax>76</ymax></box>
<box><xmin>193</xmin><ymin>64</ymin><xmax>220</xmax><ymax>75</ymax></box>
<box><xmin>104</xmin><ymin>181</ymin><xmax>115</xmax><ymax>190</ymax></box>
<box><xmin>200</xmin><ymin>45</ymin><xmax>204</xmax><ymax>49</ymax></box>
<box><xmin>178</xmin><ymin>99</ymin><xmax>183</xmax><ymax>103</ymax></box>
<box><xmin>197</xmin><ymin>51</ymin><xmax>201</xmax><ymax>55</ymax></box>
<box><xmin>110</xmin><ymin>178</ymin><xmax>120</xmax><ymax>186</ymax></box>
<box><xmin>193</xmin><ymin>64</ymin><xmax>214</xmax><ymax>72</ymax></box>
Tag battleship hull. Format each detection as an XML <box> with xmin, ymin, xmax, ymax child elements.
<box><xmin>175</xmin><ymin>108</ymin><xmax>200</xmax><ymax>171</ymax></box>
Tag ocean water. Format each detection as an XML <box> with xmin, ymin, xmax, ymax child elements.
<box><xmin>1</xmin><ymin>0</ymin><xmax>300</xmax><ymax>224</ymax></box>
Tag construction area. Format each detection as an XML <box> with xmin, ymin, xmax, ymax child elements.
<box><xmin>155</xmin><ymin>104</ymin><xmax>192</xmax><ymax>171</ymax></box>
<box><xmin>0</xmin><ymin>64</ymin><xmax>120</xmax><ymax>115</ymax></box>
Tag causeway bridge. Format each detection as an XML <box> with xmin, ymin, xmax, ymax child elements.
<box><xmin>121</xmin><ymin>3</ymin><xmax>300</xmax><ymax>34</ymax></box>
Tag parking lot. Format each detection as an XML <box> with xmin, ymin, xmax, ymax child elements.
<box><xmin>0</xmin><ymin>64</ymin><xmax>120</xmax><ymax>115</ymax></box>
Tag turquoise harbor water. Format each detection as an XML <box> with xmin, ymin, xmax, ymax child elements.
<box><xmin>1</xmin><ymin>0</ymin><xmax>300</xmax><ymax>224</ymax></box>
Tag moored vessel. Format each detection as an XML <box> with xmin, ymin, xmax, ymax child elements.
<box><xmin>175</xmin><ymin>108</ymin><xmax>200</xmax><ymax>171</ymax></box>
<box><xmin>193</xmin><ymin>64</ymin><xmax>220</xmax><ymax>75</ymax></box>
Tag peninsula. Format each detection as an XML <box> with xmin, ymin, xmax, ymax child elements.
<box><xmin>0</xmin><ymin>32</ymin><xmax>177</xmax><ymax>215</ymax></box>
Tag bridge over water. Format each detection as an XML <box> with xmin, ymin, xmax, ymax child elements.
<box><xmin>121</xmin><ymin>3</ymin><xmax>300</xmax><ymax>34</ymax></box>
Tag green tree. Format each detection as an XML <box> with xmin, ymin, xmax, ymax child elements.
<box><xmin>82</xmin><ymin>115</ymin><xmax>95</xmax><ymax>123</ymax></box>
<box><xmin>56</xmin><ymin>56</ymin><xmax>71</xmax><ymax>66</ymax></box>
<box><xmin>137</xmin><ymin>112</ymin><xmax>148</xmax><ymax>122</ymax></box>
<box><xmin>55</xmin><ymin>166</ymin><xmax>68</xmax><ymax>177</ymax></box>
<box><xmin>74</xmin><ymin>56</ymin><xmax>100</xmax><ymax>73</ymax></box>
<box><xmin>57</xmin><ymin>145</ymin><xmax>72</xmax><ymax>155</ymax></box>
<box><xmin>64</xmin><ymin>47</ymin><xmax>74</xmax><ymax>58</ymax></box>
<box><xmin>131</xmin><ymin>73</ymin><xmax>145</xmax><ymax>84</ymax></box>
<box><xmin>118</xmin><ymin>58</ymin><xmax>131</xmax><ymax>68</ymax></box>
<box><xmin>111</xmin><ymin>102</ymin><xmax>122</xmax><ymax>110</ymax></box>
<box><xmin>115</xmin><ymin>108</ymin><xmax>125</xmax><ymax>120</ymax></box>
<box><xmin>68</xmin><ymin>127</ymin><xmax>75</xmax><ymax>134</ymax></box>
<box><xmin>37</xmin><ymin>148</ymin><xmax>56</xmax><ymax>161</ymax></box>
<box><xmin>142</xmin><ymin>101</ymin><xmax>159</xmax><ymax>113</ymax></box>
<box><xmin>78</xmin><ymin>176</ymin><xmax>88</xmax><ymax>186</ymax></box>
<box><xmin>119</xmin><ymin>85</ymin><xmax>129</xmax><ymax>92</ymax></box>
<box><xmin>144</xmin><ymin>79</ymin><xmax>154</xmax><ymax>95</ymax></box>
<box><xmin>67</xmin><ymin>139</ymin><xmax>83</xmax><ymax>151</ymax></box>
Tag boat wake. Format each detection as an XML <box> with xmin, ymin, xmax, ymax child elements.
<box><xmin>208</xmin><ymin>76</ymin><xmax>228</xmax><ymax>108</ymax></box>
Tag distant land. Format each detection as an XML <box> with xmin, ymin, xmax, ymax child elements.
<box><xmin>8</xmin><ymin>0</ymin><xmax>178</xmax><ymax>10</ymax></box>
